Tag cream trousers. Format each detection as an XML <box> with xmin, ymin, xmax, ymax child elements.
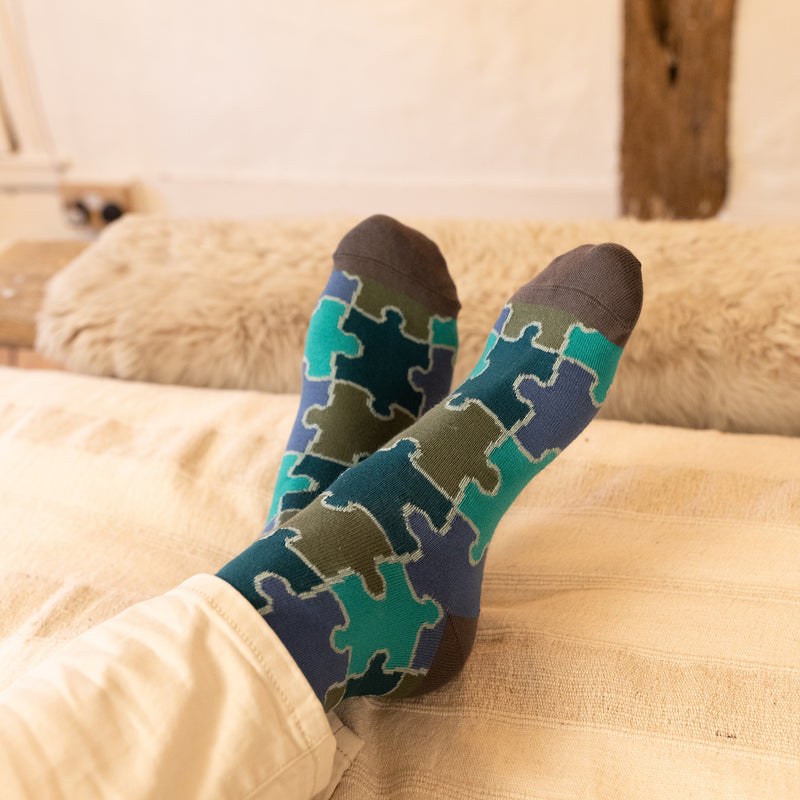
<box><xmin>0</xmin><ymin>574</ymin><xmax>362</xmax><ymax>800</ymax></box>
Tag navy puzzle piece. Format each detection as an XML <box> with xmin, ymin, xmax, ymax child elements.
<box><xmin>410</xmin><ymin>345</ymin><xmax>455</xmax><ymax>415</ymax></box>
<box><xmin>450</xmin><ymin>325</ymin><xmax>558</xmax><ymax>430</ymax></box>
<box><xmin>335</xmin><ymin>308</ymin><xmax>430</xmax><ymax>417</ymax></box>
<box><xmin>216</xmin><ymin>527</ymin><xmax>322</xmax><ymax>601</ymax></box>
<box><xmin>342</xmin><ymin>652</ymin><xmax>403</xmax><ymax>699</ymax></box>
<box><xmin>323</xmin><ymin>439</ymin><xmax>451</xmax><ymax>556</ymax></box>
<box><xmin>281</xmin><ymin>454</ymin><xmax>349</xmax><ymax>512</ymax></box>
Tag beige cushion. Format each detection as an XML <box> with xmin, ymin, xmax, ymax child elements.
<box><xmin>2</xmin><ymin>366</ymin><xmax>799</xmax><ymax>796</ymax></box>
<box><xmin>37</xmin><ymin>215</ymin><xmax>800</xmax><ymax>435</ymax></box>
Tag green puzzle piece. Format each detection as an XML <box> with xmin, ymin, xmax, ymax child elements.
<box><xmin>304</xmin><ymin>298</ymin><xmax>361</xmax><ymax>379</ymax></box>
<box><xmin>502</xmin><ymin>304</ymin><xmax>577</xmax><ymax>351</ymax></box>
<box><xmin>412</xmin><ymin>401</ymin><xmax>503</xmax><ymax>498</ymax></box>
<box><xmin>306</xmin><ymin>383</ymin><xmax>415</xmax><ymax>465</ymax></box>
<box><xmin>355</xmin><ymin>277</ymin><xmax>434</xmax><ymax>341</ymax></box>
<box><xmin>332</xmin><ymin>560</ymin><xmax>441</xmax><ymax>676</ymax></box>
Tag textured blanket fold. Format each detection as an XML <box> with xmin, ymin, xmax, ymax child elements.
<box><xmin>2</xmin><ymin>366</ymin><xmax>799</xmax><ymax>798</ymax></box>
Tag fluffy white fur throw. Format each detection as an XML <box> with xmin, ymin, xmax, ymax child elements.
<box><xmin>37</xmin><ymin>215</ymin><xmax>800</xmax><ymax>435</ymax></box>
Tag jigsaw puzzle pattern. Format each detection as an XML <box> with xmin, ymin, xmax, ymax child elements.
<box><xmin>234</xmin><ymin>300</ymin><xmax>622</xmax><ymax>708</ymax></box>
<box><xmin>265</xmin><ymin>269</ymin><xmax>458</xmax><ymax>531</ymax></box>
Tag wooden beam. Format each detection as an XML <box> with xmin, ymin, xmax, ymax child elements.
<box><xmin>621</xmin><ymin>0</ymin><xmax>737</xmax><ymax>219</ymax></box>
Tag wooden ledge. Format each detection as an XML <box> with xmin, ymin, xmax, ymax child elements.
<box><xmin>0</xmin><ymin>240</ymin><xmax>89</xmax><ymax>349</ymax></box>
<box><xmin>0</xmin><ymin>240</ymin><xmax>89</xmax><ymax>370</ymax></box>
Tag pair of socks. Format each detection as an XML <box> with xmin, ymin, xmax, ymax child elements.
<box><xmin>218</xmin><ymin>215</ymin><xmax>643</xmax><ymax>711</ymax></box>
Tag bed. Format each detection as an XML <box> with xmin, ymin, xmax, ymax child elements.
<box><xmin>2</xmin><ymin>215</ymin><xmax>799</xmax><ymax>798</ymax></box>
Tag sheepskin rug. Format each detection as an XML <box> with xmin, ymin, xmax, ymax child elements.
<box><xmin>37</xmin><ymin>214</ymin><xmax>800</xmax><ymax>436</ymax></box>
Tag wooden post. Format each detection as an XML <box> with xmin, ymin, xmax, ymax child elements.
<box><xmin>621</xmin><ymin>0</ymin><xmax>737</xmax><ymax>219</ymax></box>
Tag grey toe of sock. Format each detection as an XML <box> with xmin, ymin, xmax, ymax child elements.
<box><xmin>333</xmin><ymin>214</ymin><xmax>461</xmax><ymax>317</ymax></box>
<box><xmin>511</xmin><ymin>242</ymin><xmax>644</xmax><ymax>347</ymax></box>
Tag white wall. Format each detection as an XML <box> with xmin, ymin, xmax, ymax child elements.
<box><xmin>1</xmin><ymin>0</ymin><xmax>798</xmax><ymax>238</ymax></box>
<box><xmin>15</xmin><ymin>0</ymin><xmax>622</xmax><ymax>219</ymax></box>
<box><xmin>725</xmin><ymin>0</ymin><xmax>800</xmax><ymax>220</ymax></box>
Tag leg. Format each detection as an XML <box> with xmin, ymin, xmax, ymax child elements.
<box><xmin>0</xmin><ymin>576</ymin><xmax>336</xmax><ymax>799</ymax></box>
<box><xmin>267</xmin><ymin>215</ymin><xmax>460</xmax><ymax>530</ymax></box>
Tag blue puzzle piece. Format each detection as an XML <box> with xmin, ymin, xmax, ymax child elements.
<box><xmin>493</xmin><ymin>305</ymin><xmax>511</xmax><ymax>335</ymax></box>
<box><xmin>256</xmin><ymin>575</ymin><xmax>349</xmax><ymax>702</ymax></box>
<box><xmin>514</xmin><ymin>357</ymin><xmax>600</xmax><ymax>459</ymax></box>
<box><xmin>405</xmin><ymin>510</ymin><xmax>487</xmax><ymax>617</ymax></box>
<box><xmin>286</xmin><ymin>374</ymin><xmax>331</xmax><ymax>454</ymax></box>
<box><xmin>325</xmin><ymin>270</ymin><xmax>360</xmax><ymax>304</ymax></box>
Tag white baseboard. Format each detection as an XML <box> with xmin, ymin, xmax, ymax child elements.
<box><xmin>722</xmin><ymin>170</ymin><xmax>800</xmax><ymax>221</ymax></box>
<box><xmin>0</xmin><ymin>154</ymin><xmax>68</xmax><ymax>189</ymax></box>
<box><xmin>0</xmin><ymin>189</ymin><xmax>87</xmax><ymax>241</ymax></box>
<box><xmin>131</xmin><ymin>174</ymin><xmax>619</xmax><ymax>220</ymax></box>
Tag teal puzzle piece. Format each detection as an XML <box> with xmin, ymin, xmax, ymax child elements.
<box><xmin>431</xmin><ymin>317</ymin><xmax>459</xmax><ymax>349</ymax></box>
<box><xmin>266</xmin><ymin>452</ymin><xmax>312</xmax><ymax>521</ymax></box>
<box><xmin>468</xmin><ymin>330</ymin><xmax>498</xmax><ymax>380</ymax></box>
<box><xmin>304</xmin><ymin>298</ymin><xmax>361</xmax><ymax>379</ymax></box>
<box><xmin>332</xmin><ymin>560</ymin><xmax>441</xmax><ymax>676</ymax></box>
<box><xmin>458</xmin><ymin>437</ymin><xmax>557</xmax><ymax>563</ymax></box>
<box><xmin>562</xmin><ymin>324</ymin><xmax>622</xmax><ymax>404</ymax></box>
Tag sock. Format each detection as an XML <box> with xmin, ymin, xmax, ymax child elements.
<box><xmin>265</xmin><ymin>214</ymin><xmax>460</xmax><ymax>531</ymax></box>
<box><xmin>218</xmin><ymin>242</ymin><xmax>643</xmax><ymax>710</ymax></box>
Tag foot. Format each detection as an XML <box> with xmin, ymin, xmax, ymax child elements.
<box><xmin>265</xmin><ymin>214</ymin><xmax>460</xmax><ymax>530</ymax></box>
<box><xmin>219</xmin><ymin>242</ymin><xmax>643</xmax><ymax>710</ymax></box>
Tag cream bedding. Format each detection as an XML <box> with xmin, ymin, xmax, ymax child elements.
<box><xmin>1</xmin><ymin>365</ymin><xmax>799</xmax><ymax>797</ymax></box>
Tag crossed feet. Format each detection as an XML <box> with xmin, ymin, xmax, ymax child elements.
<box><xmin>218</xmin><ymin>215</ymin><xmax>643</xmax><ymax>711</ymax></box>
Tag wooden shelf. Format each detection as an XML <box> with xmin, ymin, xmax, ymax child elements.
<box><xmin>0</xmin><ymin>240</ymin><xmax>89</xmax><ymax>369</ymax></box>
